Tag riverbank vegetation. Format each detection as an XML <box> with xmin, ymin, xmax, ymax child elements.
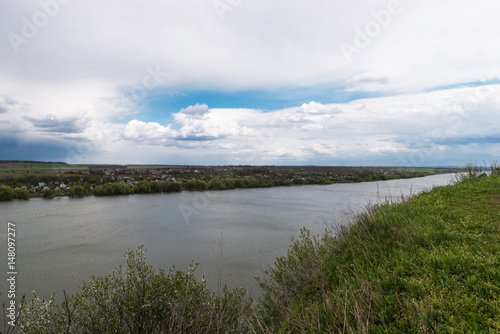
<box><xmin>0</xmin><ymin>161</ymin><xmax>458</xmax><ymax>200</ymax></box>
<box><xmin>256</xmin><ymin>169</ymin><xmax>500</xmax><ymax>332</ymax></box>
<box><xmin>3</xmin><ymin>166</ymin><xmax>499</xmax><ymax>332</ymax></box>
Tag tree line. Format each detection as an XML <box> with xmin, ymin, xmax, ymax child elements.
<box><xmin>0</xmin><ymin>171</ymin><xmax>432</xmax><ymax>201</ymax></box>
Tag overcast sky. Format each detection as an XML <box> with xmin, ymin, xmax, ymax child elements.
<box><xmin>1</xmin><ymin>0</ymin><xmax>499</xmax><ymax>166</ymax></box>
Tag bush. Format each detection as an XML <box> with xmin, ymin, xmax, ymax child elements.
<box><xmin>234</xmin><ymin>178</ymin><xmax>251</xmax><ymax>188</ymax></box>
<box><xmin>150</xmin><ymin>181</ymin><xmax>163</xmax><ymax>193</ymax></box>
<box><xmin>42</xmin><ymin>188</ymin><xmax>56</xmax><ymax>199</ymax></box>
<box><xmin>273</xmin><ymin>179</ymin><xmax>292</xmax><ymax>186</ymax></box>
<box><xmin>162</xmin><ymin>181</ymin><xmax>183</xmax><ymax>193</ymax></box>
<box><xmin>94</xmin><ymin>183</ymin><xmax>134</xmax><ymax>196</ymax></box>
<box><xmin>0</xmin><ymin>185</ymin><xmax>14</xmax><ymax>200</ymax></box>
<box><xmin>17</xmin><ymin>247</ymin><xmax>252</xmax><ymax>333</ymax></box>
<box><xmin>13</xmin><ymin>188</ymin><xmax>30</xmax><ymax>200</ymax></box>
<box><xmin>68</xmin><ymin>185</ymin><xmax>87</xmax><ymax>198</ymax></box>
<box><xmin>134</xmin><ymin>181</ymin><xmax>152</xmax><ymax>194</ymax></box>
<box><xmin>207</xmin><ymin>178</ymin><xmax>227</xmax><ymax>190</ymax></box>
<box><xmin>184</xmin><ymin>180</ymin><xmax>207</xmax><ymax>191</ymax></box>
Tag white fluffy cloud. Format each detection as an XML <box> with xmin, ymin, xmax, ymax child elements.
<box><xmin>109</xmin><ymin>84</ymin><xmax>500</xmax><ymax>165</ymax></box>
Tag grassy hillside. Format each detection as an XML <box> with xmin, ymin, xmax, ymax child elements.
<box><xmin>258</xmin><ymin>174</ymin><xmax>500</xmax><ymax>332</ymax></box>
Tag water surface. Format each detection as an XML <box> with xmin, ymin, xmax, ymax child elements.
<box><xmin>0</xmin><ymin>174</ymin><xmax>454</xmax><ymax>300</ymax></box>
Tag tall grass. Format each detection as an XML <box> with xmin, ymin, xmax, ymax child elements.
<box><xmin>255</xmin><ymin>173</ymin><xmax>500</xmax><ymax>332</ymax></box>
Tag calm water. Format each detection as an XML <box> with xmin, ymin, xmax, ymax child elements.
<box><xmin>0</xmin><ymin>174</ymin><xmax>454</xmax><ymax>300</ymax></box>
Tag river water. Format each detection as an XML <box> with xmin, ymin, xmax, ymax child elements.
<box><xmin>0</xmin><ymin>174</ymin><xmax>454</xmax><ymax>301</ymax></box>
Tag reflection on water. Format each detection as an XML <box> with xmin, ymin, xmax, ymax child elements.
<box><xmin>0</xmin><ymin>174</ymin><xmax>453</xmax><ymax>300</ymax></box>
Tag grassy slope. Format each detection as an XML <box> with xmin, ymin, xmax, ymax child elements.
<box><xmin>259</xmin><ymin>175</ymin><xmax>500</xmax><ymax>333</ymax></box>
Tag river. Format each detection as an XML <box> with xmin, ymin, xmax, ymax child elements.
<box><xmin>0</xmin><ymin>173</ymin><xmax>454</xmax><ymax>301</ymax></box>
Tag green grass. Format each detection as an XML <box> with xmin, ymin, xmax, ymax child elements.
<box><xmin>258</xmin><ymin>175</ymin><xmax>500</xmax><ymax>333</ymax></box>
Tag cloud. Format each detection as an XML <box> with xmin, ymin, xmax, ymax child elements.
<box><xmin>27</xmin><ymin>115</ymin><xmax>88</xmax><ymax>134</ymax></box>
<box><xmin>109</xmin><ymin>84</ymin><xmax>500</xmax><ymax>165</ymax></box>
<box><xmin>0</xmin><ymin>96</ymin><xmax>20</xmax><ymax>114</ymax></box>
<box><xmin>123</xmin><ymin>120</ymin><xmax>175</xmax><ymax>143</ymax></box>
<box><xmin>179</xmin><ymin>103</ymin><xmax>209</xmax><ymax>116</ymax></box>
<box><xmin>172</xmin><ymin>105</ymin><xmax>251</xmax><ymax>140</ymax></box>
<box><xmin>345</xmin><ymin>72</ymin><xmax>391</xmax><ymax>92</ymax></box>
<box><xmin>297</xmin><ymin>101</ymin><xmax>342</xmax><ymax>115</ymax></box>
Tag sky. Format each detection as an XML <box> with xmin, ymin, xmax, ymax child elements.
<box><xmin>0</xmin><ymin>0</ymin><xmax>499</xmax><ymax>166</ymax></box>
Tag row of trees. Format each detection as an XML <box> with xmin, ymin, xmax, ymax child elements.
<box><xmin>0</xmin><ymin>171</ymin><xmax>433</xmax><ymax>201</ymax></box>
<box><xmin>0</xmin><ymin>181</ymin><xmax>184</xmax><ymax>200</ymax></box>
<box><xmin>94</xmin><ymin>181</ymin><xmax>183</xmax><ymax>196</ymax></box>
<box><xmin>183</xmin><ymin>178</ymin><xmax>292</xmax><ymax>191</ymax></box>
<box><xmin>0</xmin><ymin>185</ymin><xmax>30</xmax><ymax>200</ymax></box>
<box><xmin>0</xmin><ymin>177</ymin><xmax>347</xmax><ymax>200</ymax></box>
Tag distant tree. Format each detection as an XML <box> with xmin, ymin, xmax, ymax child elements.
<box><xmin>83</xmin><ymin>182</ymin><xmax>92</xmax><ymax>192</ymax></box>
<box><xmin>224</xmin><ymin>178</ymin><xmax>236</xmax><ymax>189</ymax></box>
<box><xmin>150</xmin><ymin>181</ymin><xmax>163</xmax><ymax>193</ymax></box>
<box><xmin>162</xmin><ymin>182</ymin><xmax>182</xmax><ymax>193</ymax></box>
<box><xmin>13</xmin><ymin>188</ymin><xmax>30</xmax><ymax>200</ymax></box>
<box><xmin>93</xmin><ymin>183</ymin><xmax>134</xmax><ymax>196</ymax></box>
<box><xmin>134</xmin><ymin>181</ymin><xmax>152</xmax><ymax>194</ymax></box>
<box><xmin>207</xmin><ymin>178</ymin><xmax>226</xmax><ymax>190</ymax></box>
<box><xmin>183</xmin><ymin>180</ymin><xmax>207</xmax><ymax>191</ymax></box>
<box><xmin>234</xmin><ymin>178</ymin><xmax>250</xmax><ymax>188</ymax></box>
<box><xmin>0</xmin><ymin>185</ymin><xmax>14</xmax><ymax>200</ymax></box>
<box><xmin>273</xmin><ymin>179</ymin><xmax>292</xmax><ymax>187</ymax></box>
<box><xmin>69</xmin><ymin>185</ymin><xmax>87</xmax><ymax>198</ymax></box>
<box><xmin>93</xmin><ymin>185</ymin><xmax>108</xmax><ymax>196</ymax></box>
<box><xmin>42</xmin><ymin>188</ymin><xmax>56</xmax><ymax>199</ymax></box>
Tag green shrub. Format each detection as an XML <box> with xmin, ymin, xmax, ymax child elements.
<box><xmin>134</xmin><ymin>181</ymin><xmax>152</xmax><ymax>193</ymax></box>
<box><xmin>273</xmin><ymin>179</ymin><xmax>291</xmax><ymax>186</ymax></box>
<box><xmin>184</xmin><ymin>179</ymin><xmax>207</xmax><ymax>191</ymax></box>
<box><xmin>0</xmin><ymin>185</ymin><xmax>14</xmax><ymax>200</ymax></box>
<box><xmin>207</xmin><ymin>178</ymin><xmax>227</xmax><ymax>190</ymax></box>
<box><xmin>42</xmin><ymin>188</ymin><xmax>56</xmax><ymax>199</ymax></box>
<box><xmin>162</xmin><ymin>181</ymin><xmax>182</xmax><ymax>193</ymax></box>
<box><xmin>93</xmin><ymin>183</ymin><xmax>134</xmax><ymax>196</ymax></box>
<box><xmin>150</xmin><ymin>181</ymin><xmax>163</xmax><ymax>193</ymax></box>
<box><xmin>68</xmin><ymin>185</ymin><xmax>87</xmax><ymax>198</ymax></box>
<box><xmin>13</xmin><ymin>188</ymin><xmax>30</xmax><ymax>200</ymax></box>
<box><xmin>17</xmin><ymin>247</ymin><xmax>252</xmax><ymax>333</ymax></box>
